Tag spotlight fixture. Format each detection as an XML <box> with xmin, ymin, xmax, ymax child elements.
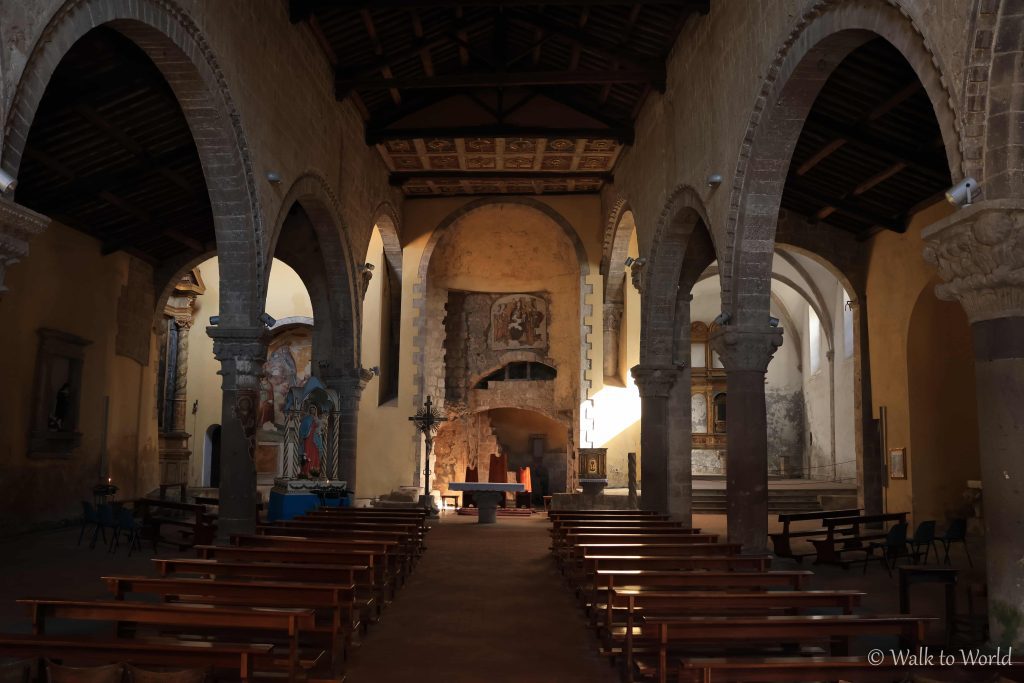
<box><xmin>359</xmin><ymin>262</ymin><xmax>375</xmax><ymax>272</ymax></box>
<box><xmin>624</xmin><ymin>256</ymin><xmax>646</xmax><ymax>267</ymax></box>
<box><xmin>0</xmin><ymin>169</ymin><xmax>17</xmax><ymax>193</ymax></box>
<box><xmin>707</xmin><ymin>173</ymin><xmax>723</xmax><ymax>188</ymax></box>
<box><xmin>713</xmin><ymin>311</ymin><xmax>732</xmax><ymax>326</ymax></box>
<box><xmin>768</xmin><ymin>316</ymin><xmax>780</xmax><ymax>327</ymax></box>
<box><xmin>209</xmin><ymin>315</ymin><xmax>220</xmax><ymax>326</ymax></box>
<box><xmin>259</xmin><ymin>312</ymin><xmax>277</xmax><ymax>328</ymax></box>
<box><xmin>370</xmin><ymin>366</ymin><xmax>380</xmax><ymax>376</ymax></box>
<box><xmin>945</xmin><ymin>177</ymin><xmax>979</xmax><ymax>207</ymax></box>
<box><xmin>266</xmin><ymin>171</ymin><xmax>282</xmax><ymax>184</ymax></box>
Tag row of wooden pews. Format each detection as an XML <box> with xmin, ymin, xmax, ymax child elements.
<box><xmin>0</xmin><ymin>505</ymin><xmax>430</xmax><ymax>682</ymax></box>
<box><xmin>548</xmin><ymin>509</ymin><xmax>1021</xmax><ymax>683</ymax></box>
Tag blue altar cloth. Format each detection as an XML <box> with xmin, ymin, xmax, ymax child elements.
<box><xmin>267</xmin><ymin>490</ymin><xmax>350</xmax><ymax>522</ymax></box>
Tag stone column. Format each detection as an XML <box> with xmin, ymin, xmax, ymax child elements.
<box><xmin>209</xmin><ymin>325</ymin><xmax>268</xmax><ymax>540</ymax></box>
<box><xmin>709</xmin><ymin>324</ymin><xmax>783</xmax><ymax>554</ymax></box>
<box><xmin>923</xmin><ymin>200</ymin><xmax>1024</xmax><ymax>647</ymax></box>
<box><xmin>668</xmin><ymin>293</ymin><xmax>694</xmax><ymax>525</ymax></box>
<box><xmin>0</xmin><ymin>198</ymin><xmax>49</xmax><ymax>296</ymax></box>
<box><xmin>602</xmin><ymin>302</ymin><xmax>624</xmax><ymax>380</ymax></box>
<box><xmin>322</xmin><ymin>368</ymin><xmax>370</xmax><ymax>494</ymax></box>
<box><xmin>631</xmin><ymin>364</ymin><xmax>680</xmax><ymax>513</ymax></box>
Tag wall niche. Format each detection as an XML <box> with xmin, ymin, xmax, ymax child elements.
<box><xmin>29</xmin><ymin>328</ymin><xmax>91</xmax><ymax>457</ymax></box>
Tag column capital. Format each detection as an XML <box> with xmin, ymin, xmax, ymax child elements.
<box><xmin>0</xmin><ymin>198</ymin><xmax>50</xmax><ymax>294</ymax></box>
<box><xmin>208</xmin><ymin>325</ymin><xmax>269</xmax><ymax>391</ymax></box>
<box><xmin>630</xmin><ymin>364</ymin><xmax>683</xmax><ymax>398</ymax></box>
<box><xmin>709</xmin><ymin>324</ymin><xmax>783</xmax><ymax>373</ymax></box>
<box><xmin>922</xmin><ymin>199</ymin><xmax>1024</xmax><ymax>323</ymax></box>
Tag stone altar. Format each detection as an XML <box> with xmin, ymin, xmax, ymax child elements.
<box><xmin>448</xmin><ymin>482</ymin><xmax>524</xmax><ymax>524</ymax></box>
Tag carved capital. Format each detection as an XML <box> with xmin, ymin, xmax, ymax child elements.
<box><xmin>709</xmin><ymin>324</ymin><xmax>783</xmax><ymax>373</ymax></box>
<box><xmin>630</xmin><ymin>364</ymin><xmax>682</xmax><ymax>398</ymax></box>
<box><xmin>208</xmin><ymin>326</ymin><xmax>269</xmax><ymax>392</ymax></box>
<box><xmin>922</xmin><ymin>200</ymin><xmax>1024</xmax><ymax>323</ymax></box>
<box><xmin>603</xmin><ymin>302</ymin><xmax>624</xmax><ymax>332</ymax></box>
<box><xmin>0</xmin><ymin>198</ymin><xmax>50</xmax><ymax>293</ymax></box>
<box><xmin>628</xmin><ymin>258</ymin><xmax>647</xmax><ymax>294</ymax></box>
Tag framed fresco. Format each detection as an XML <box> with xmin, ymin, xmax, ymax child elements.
<box><xmin>888</xmin><ymin>447</ymin><xmax>907</xmax><ymax>480</ymax></box>
<box><xmin>490</xmin><ymin>294</ymin><xmax>547</xmax><ymax>351</ymax></box>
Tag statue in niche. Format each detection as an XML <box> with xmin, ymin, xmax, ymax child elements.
<box><xmin>299</xmin><ymin>403</ymin><xmax>325</xmax><ymax>476</ymax></box>
<box><xmin>491</xmin><ymin>294</ymin><xmax>547</xmax><ymax>350</ymax></box>
<box><xmin>49</xmin><ymin>382</ymin><xmax>72</xmax><ymax>431</ymax></box>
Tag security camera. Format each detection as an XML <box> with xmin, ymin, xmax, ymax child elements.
<box><xmin>624</xmin><ymin>256</ymin><xmax>646</xmax><ymax>267</ymax></box>
<box><xmin>209</xmin><ymin>315</ymin><xmax>220</xmax><ymax>326</ymax></box>
<box><xmin>0</xmin><ymin>169</ymin><xmax>17</xmax><ymax>193</ymax></box>
<box><xmin>259</xmin><ymin>312</ymin><xmax>277</xmax><ymax>328</ymax></box>
<box><xmin>713</xmin><ymin>311</ymin><xmax>732</xmax><ymax>326</ymax></box>
<box><xmin>945</xmin><ymin>177</ymin><xmax>979</xmax><ymax>208</ymax></box>
<box><xmin>768</xmin><ymin>316</ymin><xmax>780</xmax><ymax>328</ymax></box>
<box><xmin>707</xmin><ymin>173</ymin><xmax>723</xmax><ymax>187</ymax></box>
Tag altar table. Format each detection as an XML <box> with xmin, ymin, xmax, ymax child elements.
<box><xmin>447</xmin><ymin>482</ymin><xmax>525</xmax><ymax>524</ymax></box>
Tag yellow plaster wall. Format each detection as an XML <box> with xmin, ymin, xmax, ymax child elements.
<box><xmin>185</xmin><ymin>256</ymin><xmax>312</xmax><ymax>486</ymax></box>
<box><xmin>0</xmin><ymin>221</ymin><xmax>159</xmax><ymax>531</ymax></box>
<box><xmin>865</xmin><ymin>201</ymin><xmax>979</xmax><ymax>522</ymax></box>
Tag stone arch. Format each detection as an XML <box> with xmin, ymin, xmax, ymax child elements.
<box><xmin>368</xmin><ymin>201</ymin><xmax>403</xmax><ymax>403</ymax></box>
<box><xmin>723</xmin><ymin>0</ymin><xmax>965</xmax><ymax>325</ymax></box>
<box><xmin>1</xmin><ymin>0</ymin><xmax>264</xmax><ymax>326</ymax></box>
<box><xmin>412</xmin><ymin>196</ymin><xmax>592</xmax><ymax>407</ymax></box>
<box><xmin>601</xmin><ymin>198</ymin><xmax>638</xmax><ymax>382</ymax></box>
<box><xmin>640</xmin><ymin>184</ymin><xmax>718</xmax><ymax>366</ymax></box>
<box><xmin>266</xmin><ymin>173</ymin><xmax>360</xmax><ymax>373</ymax></box>
<box><xmin>979</xmin><ymin>3</ymin><xmax>1024</xmax><ymax>198</ymax></box>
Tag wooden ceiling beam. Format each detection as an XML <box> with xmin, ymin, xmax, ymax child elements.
<box><xmin>784</xmin><ymin>185</ymin><xmax>906</xmax><ymax>233</ymax></box>
<box><xmin>366</xmin><ymin>123</ymin><xmax>633</xmax><ymax>144</ymax></box>
<box><xmin>339</xmin><ymin>68</ymin><xmax>662</xmax><ymax>91</ymax></box>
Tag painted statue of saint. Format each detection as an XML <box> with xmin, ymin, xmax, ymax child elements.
<box><xmin>299</xmin><ymin>403</ymin><xmax>324</xmax><ymax>475</ymax></box>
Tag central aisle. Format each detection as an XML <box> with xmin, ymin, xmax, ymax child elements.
<box><xmin>345</xmin><ymin>513</ymin><xmax>620</xmax><ymax>683</ymax></box>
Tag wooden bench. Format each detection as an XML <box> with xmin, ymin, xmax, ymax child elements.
<box><xmin>768</xmin><ymin>508</ymin><xmax>861</xmax><ymax>561</ymax></box>
<box><xmin>676</xmin><ymin>655</ymin><xmax>1024</xmax><ymax>682</ymax></box>
<box><xmin>580</xmin><ymin>555</ymin><xmax>773</xmax><ymax>598</ymax></box>
<box><xmin>154</xmin><ymin>558</ymin><xmax>371</xmax><ymax>593</ymax></box>
<box><xmin>809</xmin><ymin>512</ymin><xmax>908</xmax><ymax>566</ymax></box>
<box><xmin>555</xmin><ymin>529</ymin><xmax>711</xmax><ymax>555</ymax></box>
<box><xmin>552</xmin><ymin>522</ymin><xmax>696</xmax><ymax>550</ymax></box>
<box><xmin>637</xmin><ymin>614</ymin><xmax>931</xmax><ymax>683</ymax></box>
<box><xmin>232</xmin><ymin>534</ymin><xmax>411</xmax><ymax>584</ymax></box>
<box><xmin>608</xmin><ymin>589</ymin><xmax>865</xmax><ymax>679</ymax></box>
<box><xmin>556</xmin><ymin>534</ymin><xmax>719</xmax><ymax>568</ymax></box>
<box><xmin>565</xmin><ymin>543</ymin><xmax>741</xmax><ymax>579</ymax></box>
<box><xmin>19</xmin><ymin>598</ymin><xmax>320</xmax><ymax>682</ymax></box>
<box><xmin>134</xmin><ymin>498</ymin><xmax>216</xmax><ymax>550</ymax></box>
<box><xmin>103</xmin><ymin>575</ymin><xmax>356</xmax><ymax>673</ymax></box>
<box><xmin>0</xmin><ymin>634</ymin><xmax>271</xmax><ymax>682</ymax></box>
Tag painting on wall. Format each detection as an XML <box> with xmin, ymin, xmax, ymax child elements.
<box><xmin>258</xmin><ymin>326</ymin><xmax>313</xmax><ymax>433</ymax></box>
<box><xmin>888</xmin><ymin>447</ymin><xmax>907</xmax><ymax>480</ymax></box>
<box><xmin>490</xmin><ymin>294</ymin><xmax>547</xmax><ymax>350</ymax></box>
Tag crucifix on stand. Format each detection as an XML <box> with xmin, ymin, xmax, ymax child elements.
<box><xmin>409</xmin><ymin>396</ymin><xmax>449</xmax><ymax>514</ymax></box>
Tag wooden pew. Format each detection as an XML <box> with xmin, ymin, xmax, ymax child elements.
<box><xmin>549</xmin><ymin>510</ymin><xmax>665</xmax><ymax>518</ymax></box>
<box><xmin>0</xmin><ymin>634</ymin><xmax>271</xmax><ymax>682</ymax></box>
<box><xmin>608</xmin><ymin>589</ymin><xmax>865</xmax><ymax>679</ymax></box>
<box><xmin>555</xmin><ymin>529</ymin><xmax>712</xmax><ymax>555</ymax></box>
<box><xmin>230</xmin><ymin>534</ymin><xmax>410</xmax><ymax>585</ymax></box>
<box><xmin>195</xmin><ymin>545</ymin><xmax>393</xmax><ymax>605</ymax></box>
<box><xmin>676</xmin><ymin>655</ymin><xmax>1024</xmax><ymax>682</ymax></box>
<box><xmin>809</xmin><ymin>512</ymin><xmax>908</xmax><ymax>566</ymax></box>
<box><xmin>580</xmin><ymin>555</ymin><xmax>773</xmax><ymax>599</ymax></box>
<box><xmin>134</xmin><ymin>498</ymin><xmax>216</xmax><ymax>550</ymax></box>
<box><xmin>565</xmin><ymin>544</ymin><xmax>742</xmax><ymax>580</ymax></box>
<box><xmin>19</xmin><ymin>598</ymin><xmax>320</xmax><ymax>682</ymax></box>
<box><xmin>638</xmin><ymin>614</ymin><xmax>932</xmax><ymax>683</ymax></box>
<box><xmin>153</xmin><ymin>558</ymin><xmax>371</xmax><ymax>596</ymax></box>
<box><xmin>552</xmin><ymin>522</ymin><xmax>696</xmax><ymax>551</ymax></box>
<box><xmin>768</xmin><ymin>508</ymin><xmax>861</xmax><ymax>561</ymax></box>
<box><xmin>104</xmin><ymin>575</ymin><xmax>356</xmax><ymax>673</ymax></box>
<box><xmin>556</xmin><ymin>534</ymin><xmax>720</xmax><ymax>569</ymax></box>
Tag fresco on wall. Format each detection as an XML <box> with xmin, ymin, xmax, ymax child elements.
<box><xmin>490</xmin><ymin>294</ymin><xmax>547</xmax><ymax>350</ymax></box>
<box><xmin>258</xmin><ymin>327</ymin><xmax>313</xmax><ymax>432</ymax></box>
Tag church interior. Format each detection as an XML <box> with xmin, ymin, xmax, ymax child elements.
<box><xmin>0</xmin><ymin>0</ymin><xmax>1021</xmax><ymax>680</ymax></box>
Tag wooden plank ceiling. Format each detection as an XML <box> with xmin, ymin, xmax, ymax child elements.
<box><xmin>292</xmin><ymin>0</ymin><xmax>710</xmax><ymax>196</ymax></box>
<box><xmin>781</xmin><ymin>38</ymin><xmax>952</xmax><ymax>238</ymax></box>
<box><xmin>16</xmin><ymin>27</ymin><xmax>213</xmax><ymax>265</ymax></box>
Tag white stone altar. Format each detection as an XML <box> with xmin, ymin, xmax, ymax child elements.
<box><xmin>448</xmin><ymin>482</ymin><xmax>525</xmax><ymax>524</ymax></box>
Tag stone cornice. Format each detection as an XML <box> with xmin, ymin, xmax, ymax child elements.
<box><xmin>708</xmin><ymin>324</ymin><xmax>784</xmax><ymax>373</ymax></box>
<box><xmin>922</xmin><ymin>199</ymin><xmax>1024</xmax><ymax>323</ymax></box>
<box><xmin>0</xmin><ymin>198</ymin><xmax>51</xmax><ymax>293</ymax></box>
<box><xmin>631</xmin><ymin>364</ymin><xmax>683</xmax><ymax>398</ymax></box>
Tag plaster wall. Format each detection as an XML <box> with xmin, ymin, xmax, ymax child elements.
<box><xmin>864</xmin><ymin>202</ymin><xmax>980</xmax><ymax>521</ymax></box>
<box><xmin>0</xmin><ymin>221</ymin><xmax>159</xmax><ymax>532</ymax></box>
<box><xmin>185</xmin><ymin>257</ymin><xmax>312</xmax><ymax>486</ymax></box>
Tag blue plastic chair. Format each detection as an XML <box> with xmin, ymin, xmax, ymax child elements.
<box><xmin>90</xmin><ymin>503</ymin><xmax>116</xmax><ymax>551</ymax></box>
<box><xmin>78</xmin><ymin>501</ymin><xmax>98</xmax><ymax>546</ymax></box>
<box><xmin>110</xmin><ymin>507</ymin><xmax>142</xmax><ymax>556</ymax></box>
